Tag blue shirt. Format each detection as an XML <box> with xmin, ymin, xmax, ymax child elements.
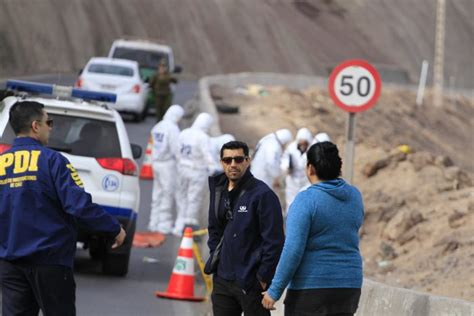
<box><xmin>0</xmin><ymin>137</ymin><xmax>120</xmax><ymax>267</ymax></box>
<box><xmin>268</xmin><ymin>178</ymin><xmax>364</xmax><ymax>300</ymax></box>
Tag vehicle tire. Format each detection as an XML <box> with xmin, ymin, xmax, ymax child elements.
<box><xmin>102</xmin><ymin>251</ymin><xmax>131</xmax><ymax>276</ymax></box>
<box><xmin>216</xmin><ymin>102</ymin><xmax>239</xmax><ymax>114</ymax></box>
<box><xmin>89</xmin><ymin>238</ymin><xmax>105</xmax><ymax>260</ymax></box>
<box><xmin>139</xmin><ymin>107</ymin><xmax>147</xmax><ymax>121</ymax></box>
<box><xmin>102</xmin><ymin>219</ymin><xmax>136</xmax><ymax>276</ymax></box>
<box><xmin>133</xmin><ymin>112</ymin><xmax>142</xmax><ymax>123</ymax></box>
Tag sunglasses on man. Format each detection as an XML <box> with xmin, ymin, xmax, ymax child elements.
<box><xmin>36</xmin><ymin>119</ymin><xmax>54</xmax><ymax>128</ymax></box>
<box><xmin>221</xmin><ymin>156</ymin><xmax>248</xmax><ymax>165</ymax></box>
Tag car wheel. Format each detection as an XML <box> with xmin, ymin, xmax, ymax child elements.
<box><xmin>216</xmin><ymin>102</ymin><xmax>239</xmax><ymax>114</ymax></box>
<box><xmin>139</xmin><ymin>107</ymin><xmax>147</xmax><ymax>121</ymax></box>
<box><xmin>89</xmin><ymin>238</ymin><xmax>105</xmax><ymax>260</ymax></box>
<box><xmin>101</xmin><ymin>219</ymin><xmax>136</xmax><ymax>276</ymax></box>
<box><xmin>102</xmin><ymin>251</ymin><xmax>131</xmax><ymax>276</ymax></box>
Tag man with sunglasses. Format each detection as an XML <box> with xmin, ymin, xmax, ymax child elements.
<box><xmin>205</xmin><ymin>141</ymin><xmax>284</xmax><ymax>316</ymax></box>
<box><xmin>0</xmin><ymin>101</ymin><xmax>126</xmax><ymax>315</ymax></box>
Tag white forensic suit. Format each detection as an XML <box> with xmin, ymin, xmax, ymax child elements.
<box><xmin>312</xmin><ymin>132</ymin><xmax>331</xmax><ymax>144</ymax></box>
<box><xmin>280</xmin><ymin>128</ymin><xmax>312</xmax><ymax>214</ymax></box>
<box><xmin>250</xmin><ymin>128</ymin><xmax>293</xmax><ymax>189</ymax></box>
<box><xmin>174</xmin><ymin>112</ymin><xmax>217</xmax><ymax>236</ymax></box>
<box><xmin>148</xmin><ymin>105</ymin><xmax>184</xmax><ymax>234</ymax></box>
<box><xmin>210</xmin><ymin>134</ymin><xmax>235</xmax><ymax>173</ymax></box>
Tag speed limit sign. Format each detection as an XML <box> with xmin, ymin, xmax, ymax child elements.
<box><xmin>328</xmin><ymin>60</ymin><xmax>381</xmax><ymax>184</ymax></box>
<box><xmin>328</xmin><ymin>59</ymin><xmax>381</xmax><ymax>112</ymax></box>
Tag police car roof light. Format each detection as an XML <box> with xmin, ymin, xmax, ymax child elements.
<box><xmin>6</xmin><ymin>80</ymin><xmax>117</xmax><ymax>103</ymax></box>
<box><xmin>71</xmin><ymin>88</ymin><xmax>117</xmax><ymax>103</ymax></box>
<box><xmin>6</xmin><ymin>80</ymin><xmax>53</xmax><ymax>94</ymax></box>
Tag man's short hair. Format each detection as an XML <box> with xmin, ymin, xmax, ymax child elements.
<box><xmin>306</xmin><ymin>141</ymin><xmax>342</xmax><ymax>180</ymax></box>
<box><xmin>220</xmin><ymin>141</ymin><xmax>249</xmax><ymax>158</ymax></box>
<box><xmin>9</xmin><ymin>101</ymin><xmax>45</xmax><ymax>135</ymax></box>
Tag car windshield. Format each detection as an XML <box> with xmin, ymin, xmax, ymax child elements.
<box><xmin>87</xmin><ymin>63</ymin><xmax>134</xmax><ymax>77</ymax></box>
<box><xmin>112</xmin><ymin>47</ymin><xmax>168</xmax><ymax>69</ymax></box>
<box><xmin>1</xmin><ymin>113</ymin><xmax>122</xmax><ymax>158</ymax></box>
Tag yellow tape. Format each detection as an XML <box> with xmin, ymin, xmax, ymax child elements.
<box><xmin>192</xmin><ymin>228</ymin><xmax>208</xmax><ymax>236</ymax></box>
<box><xmin>193</xmin><ymin>242</ymin><xmax>213</xmax><ymax>298</ymax></box>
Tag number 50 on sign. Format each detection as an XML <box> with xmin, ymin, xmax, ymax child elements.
<box><xmin>328</xmin><ymin>60</ymin><xmax>381</xmax><ymax>113</ymax></box>
<box><xmin>328</xmin><ymin>60</ymin><xmax>381</xmax><ymax>184</ymax></box>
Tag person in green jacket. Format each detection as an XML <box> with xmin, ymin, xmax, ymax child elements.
<box><xmin>150</xmin><ymin>59</ymin><xmax>178</xmax><ymax>121</ymax></box>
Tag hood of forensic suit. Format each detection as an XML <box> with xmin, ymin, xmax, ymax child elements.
<box><xmin>275</xmin><ymin>128</ymin><xmax>293</xmax><ymax>146</ymax></box>
<box><xmin>212</xmin><ymin>134</ymin><xmax>236</xmax><ymax>150</ymax></box>
<box><xmin>163</xmin><ymin>104</ymin><xmax>185</xmax><ymax>123</ymax></box>
<box><xmin>313</xmin><ymin>132</ymin><xmax>331</xmax><ymax>143</ymax></box>
<box><xmin>296</xmin><ymin>127</ymin><xmax>312</xmax><ymax>143</ymax></box>
<box><xmin>191</xmin><ymin>112</ymin><xmax>214</xmax><ymax>133</ymax></box>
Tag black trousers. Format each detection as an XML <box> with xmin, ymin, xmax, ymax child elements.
<box><xmin>284</xmin><ymin>288</ymin><xmax>361</xmax><ymax>316</ymax></box>
<box><xmin>211</xmin><ymin>276</ymin><xmax>270</xmax><ymax>316</ymax></box>
<box><xmin>0</xmin><ymin>259</ymin><xmax>76</xmax><ymax>316</ymax></box>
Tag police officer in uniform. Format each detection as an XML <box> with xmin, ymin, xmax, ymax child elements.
<box><xmin>150</xmin><ymin>59</ymin><xmax>178</xmax><ymax>121</ymax></box>
<box><xmin>0</xmin><ymin>101</ymin><xmax>126</xmax><ymax>316</ymax></box>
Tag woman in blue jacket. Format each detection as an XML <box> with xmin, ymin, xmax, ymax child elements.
<box><xmin>262</xmin><ymin>141</ymin><xmax>364</xmax><ymax>316</ymax></box>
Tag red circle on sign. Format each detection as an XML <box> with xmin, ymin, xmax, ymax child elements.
<box><xmin>328</xmin><ymin>59</ymin><xmax>381</xmax><ymax>113</ymax></box>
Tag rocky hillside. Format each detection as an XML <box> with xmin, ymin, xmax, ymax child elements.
<box><xmin>1</xmin><ymin>0</ymin><xmax>473</xmax><ymax>89</ymax></box>
<box><xmin>213</xmin><ymin>84</ymin><xmax>474</xmax><ymax>300</ymax></box>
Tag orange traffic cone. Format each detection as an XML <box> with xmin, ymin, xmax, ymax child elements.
<box><xmin>139</xmin><ymin>135</ymin><xmax>153</xmax><ymax>180</ymax></box>
<box><xmin>156</xmin><ymin>227</ymin><xmax>205</xmax><ymax>301</ymax></box>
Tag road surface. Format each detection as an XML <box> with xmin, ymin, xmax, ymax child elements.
<box><xmin>0</xmin><ymin>74</ymin><xmax>211</xmax><ymax>316</ymax></box>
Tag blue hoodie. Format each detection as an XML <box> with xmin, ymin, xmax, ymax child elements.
<box><xmin>267</xmin><ymin>178</ymin><xmax>364</xmax><ymax>301</ymax></box>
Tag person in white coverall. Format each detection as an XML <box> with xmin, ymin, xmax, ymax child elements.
<box><xmin>148</xmin><ymin>105</ymin><xmax>184</xmax><ymax>234</ymax></box>
<box><xmin>210</xmin><ymin>134</ymin><xmax>235</xmax><ymax>173</ymax></box>
<box><xmin>280</xmin><ymin>127</ymin><xmax>312</xmax><ymax>215</ymax></box>
<box><xmin>251</xmin><ymin>128</ymin><xmax>293</xmax><ymax>189</ymax></box>
<box><xmin>312</xmin><ymin>132</ymin><xmax>331</xmax><ymax>144</ymax></box>
<box><xmin>174</xmin><ymin>112</ymin><xmax>217</xmax><ymax>236</ymax></box>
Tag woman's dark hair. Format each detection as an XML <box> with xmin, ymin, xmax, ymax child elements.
<box><xmin>220</xmin><ymin>141</ymin><xmax>249</xmax><ymax>158</ymax></box>
<box><xmin>306</xmin><ymin>141</ymin><xmax>342</xmax><ymax>180</ymax></box>
<box><xmin>9</xmin><ymin>101</ymin><xmax>44</xmax><ymax>135</ymax></box>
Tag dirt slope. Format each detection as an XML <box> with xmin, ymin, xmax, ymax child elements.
<box><xmin>214</xmin><ymin>84</ymin><xmax>474</xmax><ymax>300</ymax></box>
<box><xmin>1</xmin><ymin>0</ymin><xmax>473</xmax><ymax>89</ymax></box>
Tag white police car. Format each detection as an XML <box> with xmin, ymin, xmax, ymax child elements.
<box><xmin>0</xmin><ymin>80</ymin><xmax>141</xmax><ymax>276</ymax></box>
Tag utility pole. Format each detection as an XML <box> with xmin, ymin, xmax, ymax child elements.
<box><xmin>433</xmin><ymin>0</ymin><xmax>446</xmax><ymax>107</ymax></box>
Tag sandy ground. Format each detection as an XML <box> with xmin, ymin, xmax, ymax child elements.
<box><xmin>214</xmin><ymin>84</ymin><xmax>474</xmax><ymax>301</ymax></box>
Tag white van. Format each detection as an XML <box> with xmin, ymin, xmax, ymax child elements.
<box><xmin>108</xmin><ymin>38</ymin><xmax>182</xmax><ymax>79</ymax></box>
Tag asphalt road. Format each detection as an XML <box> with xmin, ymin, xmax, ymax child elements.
<box><xmin>1</xmin><ymin>74</ymin><xmax>211</xmax><ymax>316</ymax></box>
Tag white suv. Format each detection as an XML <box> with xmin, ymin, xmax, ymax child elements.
<box><xmin>0</xmin><ymin>80</ymin><xmax>141</xmax><ymax>276</ymax></box>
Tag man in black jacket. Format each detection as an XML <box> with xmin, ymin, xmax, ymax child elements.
<box><xmin>205</xmin><ymin>141</ymin><xmax>284</xmax><ymax>316</ymax></box>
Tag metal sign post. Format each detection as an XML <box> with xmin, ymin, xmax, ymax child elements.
<box><xmin>328</xmin><ymin>59</ymin><xmax>381</xmax><ymax>184</ymax></box>
<box><xmin>344</xmin><ymin>112</ymin><xmax>356</xmax><ymax>184</ymax></box>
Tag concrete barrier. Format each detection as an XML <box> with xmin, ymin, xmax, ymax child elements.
<box><xmin>267</xmin><ymin>279</ymin><xmax>474</xmax><ymax>316</ymax></box>
<box><xmin>197</xmin><ymin>73</ymin><xmax>474</xmax><ymax>316</ymax></box>
<box><xmin>358</xmin><ymin>279</ymin><xmax>473</xmax><ymax>316</ymax></box>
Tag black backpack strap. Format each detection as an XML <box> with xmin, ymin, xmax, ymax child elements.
<box><xmin>214</xmin><ymin>185</ymin><xmax>223</xmax><ymax>221</ymax></box>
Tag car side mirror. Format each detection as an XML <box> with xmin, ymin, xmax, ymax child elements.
<box><xmin>131</xmin><ymin>143</ymin><xmax>142</xmax><ymax>159</ymax></box>
<box><xmin>174</xmin><ymin>65</ymin><xmax>183</xmax><ymax>74</ymax></box>
<box><xmin>78</xmin><ymin>68</ymin><xmax>83</xmax><ymax>75</ymax></box>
